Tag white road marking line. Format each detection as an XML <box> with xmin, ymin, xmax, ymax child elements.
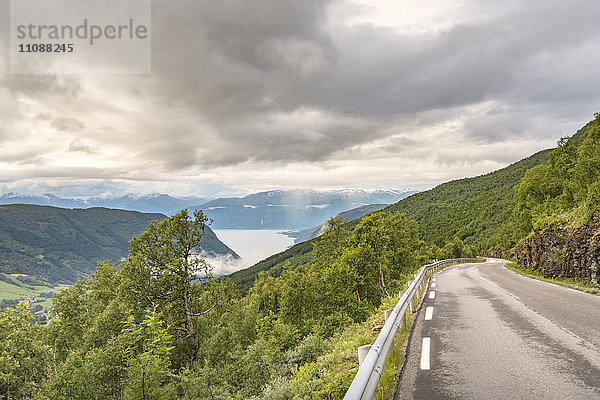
<box><xmin>420</xmin><ymin>337</ymin><xmax>431</xmax><ymax>370</ymax></box>
<box><xmin>431</xmin><ymin>282</ymin><xmax>436</xmax><ymax>288</ymax></box>
<box><xmin>425</xmin><ymin>306</ymin><xmax>434</xmax><ymax>320</ymax></box>
<box><xmin>429</xmin><ymin>291</ymin><xmax>436</xmax><ymax>299</ymax></box>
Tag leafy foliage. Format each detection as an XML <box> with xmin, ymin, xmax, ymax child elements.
<box><xmin>514</xmin><ymin>116</ymin><xmax>600</xmax><ymax>231</ymax></box>
<box><xmin>0</xmin><ymin>305</ymin><xmax>49</xmax><ymax>398</ymax></box>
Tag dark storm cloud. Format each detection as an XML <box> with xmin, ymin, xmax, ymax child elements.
<box><xmin>149</xmin><ymin>0</ymin><xmax>373</xmax><ymax>165</ymax></box>
<box><xmin>315</xmin><ymin>1</ymin><xmax>600</xmax><ymax>119</ymax></box>
<box><xmin>143</xmin><ymin>0</ymin><xmax>600</xmax><ymax>167</ymax></box>
<box><xmin>151</xmin><ymin>0</ymin><xmax>334</xmax><ymax>118</ymax></box>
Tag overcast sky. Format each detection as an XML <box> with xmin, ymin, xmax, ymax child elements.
<box><xmin>1</xmin><ymin>0</ymin><xmax>599</xmax><ymax>198</ymax></box>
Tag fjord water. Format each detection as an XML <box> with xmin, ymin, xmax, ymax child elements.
<box><xmin>210</xmin><ymin>229</ymin><xmax>295</xmax><ymax>275</ymax></box>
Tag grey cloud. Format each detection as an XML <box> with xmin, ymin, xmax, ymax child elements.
<box><xmin>53</xmin><ymin>118</ymin><xmax>86</xmax><ymax>132</ymax></box>
<box><xmin>144</xmin><ymin>0</ymin><xmax>600</xmax><ymax>169</ymax></box>
<box><xmin>385</xmin><ymin>136</ymin><xmax>421</xmax><ymax>151</ymax></box>
<box><xmin>139</xmin><ymin>142</ymin><xmax>199</xmax><ymax>171</ymax></box>
<box><xmin>310</xmin><ymin>1</ymin><xmax>600</xmax><ymax>121</ymax></box>
<box><xmin>151</xmin><ymin>0</ymin><xmax>334</xmax><ymax>119</ymax></box>
<box><xmin>68</xmin><ymin>138</ymin><xmax>97</xmax><ymax>154</ymax></box>
<box><xmin>198</xmin><ymin>114</ymin><xmax>382</xmax><ymax>165</ymax></box>
<box><xmin>146</xmin><ymin>0</ymin><xmax>347</xmax><ymax>166</ymax></box>
<box><xmin>0</xmin><ymin>166</ymin><xmax>132</xmax><ymax>181</ymax></box>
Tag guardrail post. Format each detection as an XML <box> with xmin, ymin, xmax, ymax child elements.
<box><xmin>409</xmin><ymin>294</ymin><xmax>416</xmax><ymax>313</ymax></box>
<box><xmin>398</xmin><ymin>290</ymin><xmax>407</xmax><ymax>329</ymax></box>
<box><xmin>384</xmin><ymin>309</ymin><xmax>393</xmax><ymax>321</ymax></box>
<box><xmin>384</xmin><ymin>309</ymin><xmax>396</xmax><ymax>352</ymax></box>
<box><xmin>358</xmin><ymin>344</ymin><xmax>372</xmax><ymax>367</ymax></box>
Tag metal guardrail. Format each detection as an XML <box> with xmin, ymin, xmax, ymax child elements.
<box><xmin>343</xmin><ymin>258</ymin><xmax>483</xmax><ymax>400</ymax></box>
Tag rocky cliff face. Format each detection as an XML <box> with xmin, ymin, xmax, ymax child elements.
<box><xmin>513</xmin><ymin>224</ymin><xmax>599</xmax><ymax>287</ymax></box>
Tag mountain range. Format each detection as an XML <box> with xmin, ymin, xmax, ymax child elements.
<box><xmin>0</xmin><ymin>193</ymin><xmax>208</xmax><ymax>215</ymax></box>
<box><xmin>191</xmin><ymin>189</ymin><xmax>415</xmax><ymax>229</ymax></box>
<box><xmin>0</xmin><ymin>189</ymin><xmax>415</xmax><ymax>230</ymax></box>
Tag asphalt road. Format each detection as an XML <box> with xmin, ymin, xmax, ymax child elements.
<box><xmin>395</xmin><ymin>259</ymin><xmax>600</xmax><ymax>400</ymax></box>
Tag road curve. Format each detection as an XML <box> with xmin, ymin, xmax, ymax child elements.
<box><xmin>395</xmin><ymin>259</ymin><xmax>600</xmax><ymax>400</ymax></box>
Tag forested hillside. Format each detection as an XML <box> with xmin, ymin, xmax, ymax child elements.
<box><xmin>385</xmin><ymin>150</ymin><xmax>550</xmax><ymax>251</ymax></box>
<box><xmin>0</xmin><ymin>205</ymin><xmax>238</xmax><ymax>284</ymax></box>
<box><xmin>512</xmin><ymin>115</ymin><xmax>600</xmax><ymax>283</ymax></box>
<box><xmin>288</xmin><ymin>204</ymin><xmax>390</xmax><ymax>244</ymax></box>
<box><xmin>514</xmin><ymin>116</ymin><xmax>600</xmax><ymax>230</ymax></box>
<box><xmin>228</xmin><ymin>239</ymin><xmax>315</xmax><ymax>294</ymax></box>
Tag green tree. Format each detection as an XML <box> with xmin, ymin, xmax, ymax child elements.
<box><xmin>122</xmin><ymin>310</ymin><xmax>174</xmax><ymax>400</ymax></box>
<box><xmin>120</xmin><ymin>210</ymin><xmax>214</xmax><ymax>338</ymax></box>
<box><xmin>350</xmin><ymin>211</ymin><xmax>419</xmax><ymax>297</ymax></box>
<box><xmin>0</xmin><ymin>304</ymin><xmax>50</xmax><ymax>399</ymax></box>
<box><xmin>514</xmin><ymin>113</ymin><xmax>600</xmax><ymax>229</ymax></box>
<box><xmin>334</xmin><ymin>245</ymin><xmax>381</xmax><ymax>307</ymax></box>
<box><xmin>313</xmin><ymin>217</ymin><xmax>350</xmax><ymax>269</ymax></box>
<box><xmin>47</xmin><ymin>280</ymin><xmax>91</xmax><ymax>361</ymax></box>
<box><xmin>43</xmin><ymin>338</ymin><xmax>128</xmax><ymax>400</ymax></box>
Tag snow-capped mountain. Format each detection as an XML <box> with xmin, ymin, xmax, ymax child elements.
<box><xmin>0</xmin><ymin>193</ymin><xmax>88</xmax><ymax>208</ymax></box>
<box><xmin>190</xmin><ymin>189</ymin><xmax>416</xmax><ymax>229</ymax></box>
<box><xmin>88</xmin><ymin>194</ymin><xmax>208</xmax><ymax>214</ymax></box>
<box><xmin>240</xmin><ymin>189</ymin><xmax>411</xmax><ymax>206</ymax></box>
<box><xmin>0</xmin><ymin>193</ymin><xmax>208</xmax><ymax>215</ymax></box>
<box><xmin>0</xmin><ymin>189</ymin><xmax>416</xmax><ymax>228</ymax></box>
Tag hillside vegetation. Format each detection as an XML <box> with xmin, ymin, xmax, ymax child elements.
<box><xmin>0</xmin><ymin>208</ymin><xmax>440</xmax><ymax>399</ymax></box>
<box><xmin>514</xmin><ymin>116</ymin><xmax>600</xmax><ymax>230</ymax></box>
<box><xmin>385</xmin><ymin>149</ymin><xmax>550</xmax><ymax>251</ymax></box>
<box><xmin>228</xmin><ymin>239</ymin><xmax>315</xmax><ymax>294</ymax></box>
<box><xmin>0</xmin><ymin>205</ymin><xmax>237</xmax><ymax>285</ymax></box>
<box><xmin>288</xmin><ymin>204</ymin><xmax>390</xmax><ymax>244</ymax></box>
<box><xmin>512</xmin><ymin>115</ymin><xmax>600</xmax><ymax>283</ymax></box>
